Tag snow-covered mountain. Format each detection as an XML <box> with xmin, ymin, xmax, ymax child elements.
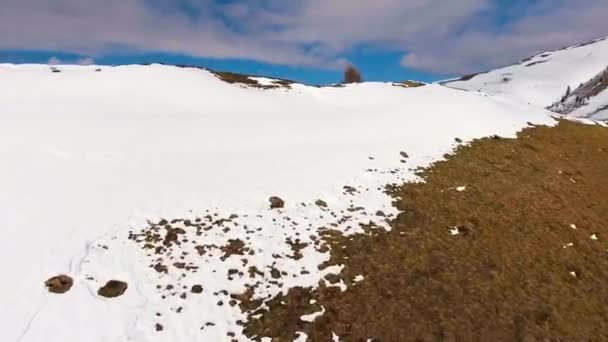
<box><xmin>0</xmin><ymin>63</ymin><xmax>556</xmax><ymax>342</ymax></box>
<box><xmin>443</xmin><ymin>36</ymin><xmax>608</xmax><ymax>120</ymax></box>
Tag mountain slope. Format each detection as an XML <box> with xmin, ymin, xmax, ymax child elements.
<box><xmin>442</xmin><ymin>37</ymin><xmax>608</xmax><ymax>120</ymax></box>
<box><xmin>0</xmin><ymin>63</ymin><xmax>555</xmax><ymax>342</ymax></box>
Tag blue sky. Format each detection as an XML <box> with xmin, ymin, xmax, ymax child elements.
<box><xmin>1</xmin><ymin>0</ymin><xmax>607</xmax><ymax>85</ymax></box>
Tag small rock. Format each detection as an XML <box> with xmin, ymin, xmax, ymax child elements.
<box><xmin>376</xmin><ymin>210</ymin><xmax>386</xmax><ymax>217</ymax></box>
<box><xmin>315</xmin><ymin>199</ymin><xmax>328</xmax><ymax>208</ymax></box>
<box><xmin>98</xmin><ymin>280</ymin><xmax>128</xmax><ymax>298</ymax></box>
<box><xmin>400</xmin><ymin>151</ymin><xmax>409</xmax><ymax>158</ymax></box>
<box><xmin>45</xmin><ymin>275</ymin><xmax>73</xmax><ymax>294</ymax></box>
<box><xmin>155</xmin><ymin>323</ymin><xmax>163</xmax><ymax>332</ymax></box>
<box><xmin>269</xmin><ymin>196</ymin><xmax>285</xmax><ymax>209</ymax></box>
<box><xmin>191</xmin><ymin>284</ymin><xmax>203</xmax><ymax>294</ymax></box>
<box><xmin>454</xmin><ymin>137</ymin><xmax>463</xmax><ymax>143</ymax></box>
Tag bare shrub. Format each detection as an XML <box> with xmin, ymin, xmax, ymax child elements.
<box><xmin>343</xmin><ymin>66</ymin><xmax>362</xmax><ymax>84</ymax></box>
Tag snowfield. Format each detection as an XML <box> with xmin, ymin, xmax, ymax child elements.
<box><xmin>443</xmin><ymin>36</ymin><xmax>608</xmax><ymax>119</ymax></box>
<box><xmin>0</xmin><ymin>63</ymin><xmax>556</xmax><ymax>341</ymax></box>
<box><xmin>572</xmin><ymin>89</ymin><xmax>608</xmax><ymax>120</ymax></box>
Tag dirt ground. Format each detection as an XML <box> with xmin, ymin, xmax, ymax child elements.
<box><xmin>242</xmin><ymin>120</ymin><xmax>608</xmax><ymax>341</ymax></box>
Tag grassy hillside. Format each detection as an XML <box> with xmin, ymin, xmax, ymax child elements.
<box><xmin>243</xmin><ymin>120</ymin><xmax>608</xmax><ymax>341</ymax></box>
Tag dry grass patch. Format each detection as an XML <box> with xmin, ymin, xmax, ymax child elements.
<box><xmin>243</xmin><ymin>120</ymin><xmax>608</xmax><ymax>341</ymax></box>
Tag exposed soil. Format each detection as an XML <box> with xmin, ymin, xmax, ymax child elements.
<box><xmin>44</xmin><ymin>275</ymin><xmax>73</xmax><ymax>294</ymax></box>
<box><xmin>242</xmin><ymin>120</ymin><xmax>608</xmax><ymax>341</ymax></box>
<box><xmin>98</xmin><ymin>280</ymin><xmax>128</xmax><ymax>298</ymax></box>
<box><xmin>209</xmin><ymin>70</ymin><xmax>293</xmax><ymax>90</ymax></box>
<box><xmin>393</xmin><ymin>80</ymin><xmax>426</xmax><ymax>88</ymax></box>
<box><xmin>138</xmin><ymin>63</ymin><xmax>295</xmax><ymax>89</ymax></box>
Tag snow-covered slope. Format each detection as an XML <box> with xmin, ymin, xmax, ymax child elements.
<box><xmin>443</xmin><ymin>37</ymin><xmax>608</xmax><ymax>120</ymax></box>
<box><xmin>0</xmin><ymin>63</ymin><xmax>555</xmax><ymax>342</ymax></box>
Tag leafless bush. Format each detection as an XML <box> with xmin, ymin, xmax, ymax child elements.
<box><xmin>343</xmin><ymin>66</ymin><xmax>362</xmax><ymax>84</ymax></box>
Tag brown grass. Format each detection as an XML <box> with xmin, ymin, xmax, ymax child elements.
<box><xmin>242</xmin><ymin>120</ymin><xmax>608</xmax><ymax>341</ymax></box>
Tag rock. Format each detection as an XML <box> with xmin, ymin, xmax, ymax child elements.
<box><xmin>98</xmin><ymin>280</ymin><xmax>128</xmax><ymax>298</ymax></box>
<box><xmin>315</xmin><ymin>199</ymin><xmax>328</xmax><ymax>208</ymax></box>
<box><xmin>376</xmin><ymin>210</ymin><xmax>386</xmax><ymax>217</ymax></box>
<box><xmin>45</xmin><ymin>275</ymin><xmax>73</xmax><ymax>294</ymax></box>
<box><xmin>155</xmin><ymin>323</ymin><xmax>163</xmax><ymax>332</ymax></box>
<box><xmin>400</xmin><ymin>151</ymin><xmax>409</xmax><ymax>158</ymax></box>
<box><xmin>191</xmin><ymin>284</ymin><xmax>203</xmax><ymax>294</ymax></box>
<box><xmin>269</xmin><ymin>196</ymin><xmax>285</xmax><ymax>209</ymax></box>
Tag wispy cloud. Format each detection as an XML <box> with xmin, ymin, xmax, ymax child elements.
<box><xmin>45</xmin><ymin>55</ymin><xmax>95</xmax><ymax>66</ymax></box>
<box><xmin>47</xmin><ymin>56</ymin><xmax>61</xmax><ymax>65</ymax></box>
<box><xmin>1</xmin><ymin>0</ymin><xmax>608</xmax><ymax>74</ymax></box>
<box><xmin>76</xmin><ymin>57</ymin><xmax>95</xmax><ymax>65</ymax></box>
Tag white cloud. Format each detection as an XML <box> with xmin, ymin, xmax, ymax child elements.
<box><xmin>76</xmin><ymin>57</ymin><xmax>95</xmax><ymax>65</ymax></box>
<box><xmin>2</xmin><ymin>0</ymin><xmax>608</xmax><ymax>75</ymax></box>
<box><xmin>47</xmin><ymin>56</ymin><xmax>61</xmax><ymax>65</ymax></box>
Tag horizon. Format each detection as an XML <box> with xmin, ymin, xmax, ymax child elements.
<box><xmin>1</xmin><ymin>1</ymin><xmax>608</xmax><ymax>85</ymax></box>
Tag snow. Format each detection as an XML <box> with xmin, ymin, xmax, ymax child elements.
<box><xmin>0</xmin><ymin>63</ymin><xmax>555</xmax><ymax>341</ymax></box>
<box><xmin>353</xmin><ymin>275</ymin><xmax>365</xmax><ymax>283</ymax></box>
<box><xmin>572</xmin><ymin>89</ymin><xmax>608</xmax><ymax>120</ymax></box>
<box><xmin>443</xmin><ymin>37</ymin><xmax>608</xmax><ymax>111</ymax></box>
<box><xmin>300</xmin><ymin>306</ymin><xmax>325</xmax><ymax>322</ymax></box>
<box><xmin>294</xmin><ymin>332</ymin><xmax>308</xmax><ymax>342</ymax></box>
<box><xmin>250</xmin><ymin>77</ymin><xmax>281</xmax><ymax>87</ymax></box>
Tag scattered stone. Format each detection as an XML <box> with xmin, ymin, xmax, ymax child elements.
<box><xmin>155</xmin><ymin>323</ymin><xmax>163</xmax><ymax>332</ymax></box>
<box><xmin>343</xmin><ymin>186</ymin><xmax>357</xmax><ymax>194</ymax></box>
<box><xmin>98</xmin><ymin>280</ymin><xmax>128</xmax><ymax>298</ymax></box>
<box><xmin>324</xmin><ymin>273</ymin><xmax>341</xmax><ymax>284</ymax></box>
<box><xmin>315</xmin><ymin>199</ymin><xmax>328</xmax><ymax>208</ymax></box>
<box><xmin>455</xmin><ymin>137</ymin><xmax>463</xmax><ymax>143</ymax></box>
<box><xmin>191</xmin><ymin>285</ymin><xmax>203</xmax><ymax>294</ymax></box>
<box><xmin>269</xmin><ymin>196</ymin><xmax>285</xmax><ymax>209</ymax></box>
<box><xmin>154</xmin><ymin>263</ymin><xmax>168</xmax><ymax>273</ymax></box>
<box><xmin>45</xmin><ymin>275</ymin><xmax>73</xmax><ymax>294</ymax></box>
<box><xmin>400</xmin><ymin>151</ymin><xmax>409</xmax><ymax>159</ymax></box>
<box><xmin>270</xmin><ymin>267</ymin><xmax>282</xmax><ymax>279</ymax></box>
